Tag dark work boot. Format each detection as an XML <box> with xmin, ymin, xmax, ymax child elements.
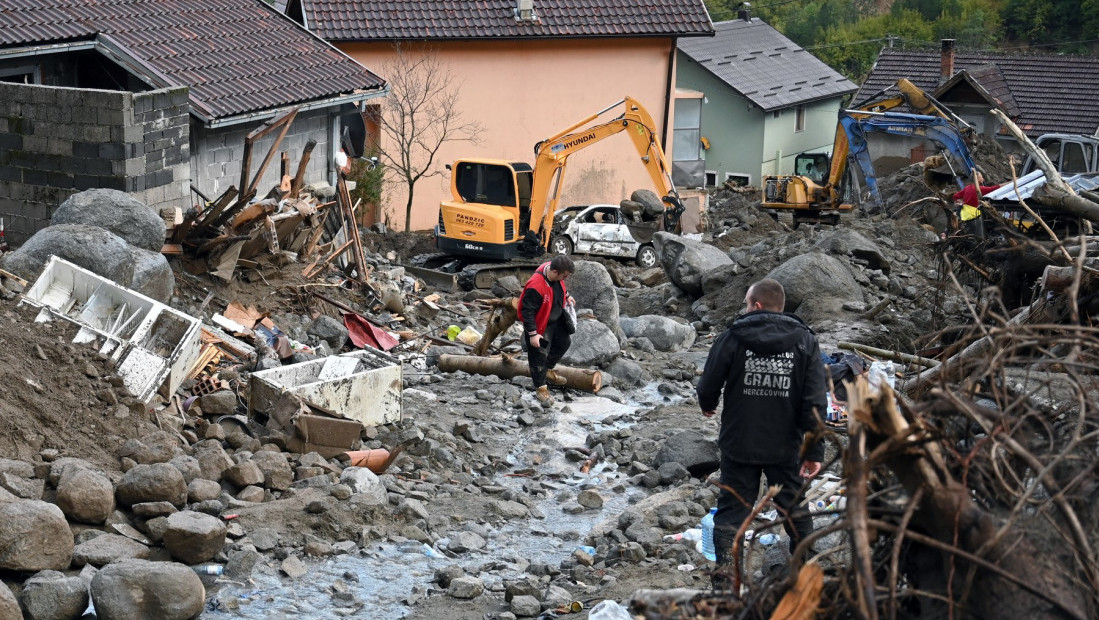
<box><xmin>711</xmin><ymin>529</ymin><xmax>737</xmax><ymax>591</ymax></box>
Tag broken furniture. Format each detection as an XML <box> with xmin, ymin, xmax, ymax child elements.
<box><xmin>21</xmin><ymin>256</ymin><xmax>202</xmax><ymax>403</ymax></box>
<box><xmin>249</xmin><ymin>349</ymin><xmax>402</xmax><ymax>456</ymax></box>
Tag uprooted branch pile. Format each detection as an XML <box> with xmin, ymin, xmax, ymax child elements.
<box><xmin>639</xmin><ymin>236</ymin><xmax>1099</xmax><ymax>618</ymax></box>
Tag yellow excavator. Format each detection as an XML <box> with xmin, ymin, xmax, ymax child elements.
<box><xmin>412</xmin><ymin>96</ymin><xmax>684</xmax><ymax>290</ymax></box>
<box><xmin>762</xmin><ymin>78</ymin><xmax>972</xmax><ymax>226</ymax></box>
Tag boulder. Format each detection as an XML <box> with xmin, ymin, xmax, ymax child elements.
<box><xmin>651</xmin><ymin>430</ymin><xmax>720</xmax><ymax>477</ymax></box>
<box><xmin>249</xmin><ymin>451</ymin><xmax>293</xmax><ymax>491</ymax></box>
<box><xmin>0</xmin><ymin>500</ymin><xmax>74</xmax><ymax>571</ymax></box>
<box><xmin>652</xmin><ymin>232</ymin><xmax>734</xmax><ymax>297</ymax></box>
<box><xmin>568</xmin><ymin>260</ymin><xmax>625</xmax><ymax>342</ymax></box>
<box><xmin>307</xmin><ymin>315</ymin><xmax>349</xmax><ymax>351</ymax></box>
<box><xmin>55</xmin><ymin>467</ymin><xmax>115</xmax><ymax>524</ymax></box>
<box><xmin>630</xmin><ymin>189</ymin><xmax>666</xmax><ymax>218</ymax></box>
<box><xmin>811</xmin><ymin>228</ymin><xmax>891</xmax><ymax>274</ymax></box>
<box><xmin>51</xmin><ymin>188</ymin><xmax>166</xmax><ymax>252</ymax></box>
<box><xmin>162</xmin><ymin>511</ymin><xmax>226</xmax><ymax>564</ymax></box>
<box><xmin>71</xmin><ymin>533</ymin><xmax>150</xmax><ymax>567</ymax></box>
<box><xmin>115</xmin><ymin>463</ymin><xmax>187</xmax><ymax>508</ymax></box>
<box><xmin>0</xmin><ymin>578</ymin><xmax>21</xmax><ymax>620</ymax></box>
<box><xmin>128</xmin><ymin>246</ymin><xmax>174</xmax><ymax>302</ymax></box>
<box><xmin>765</xmin><ymin>252</ymin><xmax>863</xmax><ymax>311</ymax></box>
<box><xmin>0</xmin><ymin>223</ymin><xmax>135</xmax><ymax>285</ymax></box>
<box><xmin>559</xmin><ymin>318</ymin><xmax>620</xmax><ymax>367</ymax></box>
<box><xmin>20</xmin><ymin>570</ymin><xmax>88</xmax><ymax>620</ymax></box>
<box><xmin>619</xmin><ymin>315</ymin><xmax>696</xmax><ymax>352</ymax></box>
<box><xmin>90</xmin><ymin>559</ymin><xmax>205</xmax><ymax>620</ymax></box>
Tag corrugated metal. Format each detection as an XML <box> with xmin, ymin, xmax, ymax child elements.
<box><xmin>855</xmin><ymin>47</ymin><xmax>1099</xmax><ymax>138</ymax></box>
<box><xmin>0</xmin><ymin>0</ymin><xmax>386</xmax><ymax>120</ymax></box>
<box><xmin>301</xmin><ymin>0</ymin><xmax>714</xmax><ymax>41</ymax></box>
<box><xmin>677</xmin><ymin>19</ymin><xmax>856</xmax><ymax>112</ymax></box>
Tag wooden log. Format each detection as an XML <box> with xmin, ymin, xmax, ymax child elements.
<box><xmin>473</xmin><ymin>297</ymin><xmax>519</xmax><ymax>356</ymax></box>
<box><xmin>838</xmin><ymin>341</ymin><xmax>939</xmax><ymax>368</ymax></box>
<box><xmin>437</xmin><ymin>353</ymin><xmax>602</xmax><ymax>393</ymax></box>
<box><xmin>240</xmin><ymin>108</ymin><xmax>299</xmax><ymax>196</ymax></box>
<box><xmin>1040</xmin><ymin>264</ymin><xmax>1092</xmax><ymax>294</ymax></box>
<box><xmin>291</xmin><ymin>139</ymin><xmax>318</xmax><ymax>196</ymax></box>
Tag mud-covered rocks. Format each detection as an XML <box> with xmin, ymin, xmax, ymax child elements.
<box><xmin>652</xmin><ymin>430</ymin><xmax>719</xmax><ymax>475</ymax></box>
<box><xmin>0</xmin><ymin>500</ymin><xmax>74</xmax><ymax>571</ymax></box>
<box><xmin>0</xmin><ymin>578</ymin><xmax>21</xmax><ymax>620</ymax></box>
<box><xmin>71</xmin><ymin>533</ymin><xmax>150</xmax><ymax>567</ymax></box>
<box><xmin>128</xmin><ymin>245</ymin><xmax>174</xmax><ymax>302</ymax></box>
<box><xmin>20</xmin><ymin>570</ymin><xmax>88</xmax><ymax>620</ymax></box>
<box><xmin>162</xmin><ymin>511</ymin><xmax>226</xmax><ymax>564</ymax></box>
<box><xmin>653</xmin><ymin>231</ymin><xmax>734</xmax><ymax>297</ymax></box>
<box><xmin>0</xmin><ymin>223</ymin><xmax>135</xmax><ymax>285</ymax></box>
<box><xmin>115</xmin><ymin>463</ymin><xmax>188</xmax><ymax>508</ymax></box>
<box><xmin>766</xmin><ymin>252</ymin><xmax>863</xmax><ymax>311</ymax></box>
<box><xmin>55</xmin><ymin>467</ymin><xmax>115</xmax><ymax>524</ymax></box>
<box><xmin>620</xmin><ymin>315</ymin><xmax>696</xmax><ymax>352</ymax></box>
<box><xmin>569</xmin><ymin>261</ymin><xmax>625</xmax><ymax>342</ymax></box>
<box><xmin>560</xmin><ymin>318</ymin><xmax>620</xmax><ymax>366</ymax></box>
<box><xmin>90</xmin><ymin>559</ymin><xmax>205</xmax><ymax>620</ymax></box>
<box><xmin>51</xmin><ymin>188</ymin><xmax>166</xmax><ymax>253</ymax></box>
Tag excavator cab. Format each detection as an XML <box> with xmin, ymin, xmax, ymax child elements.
<box><xmin>437</xmin><ymin>159</ymin><xmax>537</xmax><ymax>261</ymax></box>
<box><xmin>795</xmin><ymin>153</ymin><xmax>829</xmax><ymax>186</ymax></box>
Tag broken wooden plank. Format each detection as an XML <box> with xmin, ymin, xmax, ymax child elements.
<box><xmin>291</xmin><ymin>139</ymin><xmax>318</xmax><ymax>196</ymax></box>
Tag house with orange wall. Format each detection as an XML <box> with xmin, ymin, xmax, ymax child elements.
<box><xmin>284</xmin><ymin>0</ymin><xmax>714</xmax><ymax>232</ymax></box>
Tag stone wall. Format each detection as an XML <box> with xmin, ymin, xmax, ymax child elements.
<box><xmin>190</xmin><ymin>108</ymin><xmax>335</xmax><ymax>201</ymax></box>
<box><xmin>0</xmin><ymin>82</ymin><xmax>190</xmax><ymax>244</ymax></box>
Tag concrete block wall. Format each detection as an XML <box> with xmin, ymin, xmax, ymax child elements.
<box><xmin>190</xmin><ymin>107</ymin><xmax>334</xmax><ymax>201</ymax></box>
<box><xmin>0</xmin><ymin>82</ymin><xmax>190</xmax><ymax>244</ymax></box>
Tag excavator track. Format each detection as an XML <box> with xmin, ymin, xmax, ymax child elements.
<box><xmin>404</xmin><ymin>253</ymin><xmax>546</xmax><ymax>292</ymax></box>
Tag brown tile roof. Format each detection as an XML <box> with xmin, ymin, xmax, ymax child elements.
<box><xmin>678</xmin><ymin>19</ymin><xmax>856</xmax><ymax>112</ymax></box>
<box><xmin>856</xmin><ymin>47</ymin><xmax>1099</xmax><ymax>137</ymax></box>
<box><xmin>935</xmin><ymin>64</ymin><xmax>1021</xmax><ymax>119</ymax></box>
<box><xmin>0</xmin><ymin>0</ymin><xmax>386</xmax><ymax>121</ymax></box>
<box><xmin>300</xmin><ymin>0</ymin><xmax>714</xmax><ymax>42</ymax></box>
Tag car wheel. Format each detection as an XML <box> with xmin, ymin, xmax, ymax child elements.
<box><xmin>635</xmin><ymin>244</ymin><xmax>658</xmax><ymax>268</ymax></box>
<box><xmin>550</xmin><ymin>236</ymin><xmax>573</xmax><ymax>256</ymax></box>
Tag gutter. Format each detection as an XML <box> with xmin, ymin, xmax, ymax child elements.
<box><xmin>0</xmin><ymin>41</ymin><xmax>97</xmax><ymax>60</ymax></box>
<box><xmin>206</xmin><ymin>87</ymin><xmax>389</xmax><ymax>129</ymax></box>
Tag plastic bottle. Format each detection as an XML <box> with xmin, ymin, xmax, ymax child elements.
<box><xmin>663</xmin><ymin>528</ymin><xmax>702</xmax><ymax>543</ymax></box>
<box><xmin>700</xmin><ymin>507</ymin><xmax>717</xmax><ymax>562</ymax></box>
<box><xmin>757</xmin><ymin>533</ymin><xmax>780</xmax><ymax>546</ymax></box>
<box><xmin>192</xmin><ymin>564</ymin><xmax>224</xmax><ymax>576</ymax></box>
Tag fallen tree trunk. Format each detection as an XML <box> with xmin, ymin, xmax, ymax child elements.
<box><xmin>437</xmin><ymin>354</ymin><xmax>602</xmax><ymax>393</ymax></box>
<box><xmin>473</xmin><ymin>298</ymin><xmax>519</xmax><ymax>357</ymax></box>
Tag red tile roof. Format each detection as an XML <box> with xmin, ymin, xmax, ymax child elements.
<box><xmin>857</xmin><ymin>47</ymin><xmax>1099</xmax><ymax>138</ymax></box>
<box><xmin>299</xmin><ymin>0</ymin><xmax>714</xmax><ymax>42</ymax></box>
<box><xmin>0</xmin><ymin>0</ymin><xmax>386</xmax><ymax>121</ymax></box>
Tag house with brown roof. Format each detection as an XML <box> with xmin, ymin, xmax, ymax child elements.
<box><xmin>853</xmin><ymin>40</ymin><xmax>1099</xmax><ymax>173</ymax></box>
<box><xmin>676</xmin><ymin>10</ymin><xmax>857</xmax><ymax>187</ymax></box>
<box><xmin>285</xmin><ymin>0</ymin><xmax>714</xmax><ymax>231</ymax></box>
<box><xmin>0</xmin><ymin>0</ymin><xmax>387</xmax><ymax>243</ymax></box>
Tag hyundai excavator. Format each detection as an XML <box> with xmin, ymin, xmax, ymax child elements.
<box><xmin>762</xmin><ymin>79</ymin><xmax>974</xmax><ymax>226</ymax></box>
<box><xmin>410</xmin><ymin>97</ymin><xmax>684</xmax><ymax>290</ymax></box>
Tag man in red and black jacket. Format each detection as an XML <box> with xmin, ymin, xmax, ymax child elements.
<box><xmin>518</xmin><ymin>254</ymin><xmax>575</xmax><ymax>407</ymax></box>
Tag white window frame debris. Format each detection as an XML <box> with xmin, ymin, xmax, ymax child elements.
<box><xmin>20</xmin><ymin>256</ymin><xmax>202</xmax><ymax>404</ymax></box>
<box><xmin>249</xmin><ymin>348</ymin><xmax>402</xmax><ymax>428</ymax></box>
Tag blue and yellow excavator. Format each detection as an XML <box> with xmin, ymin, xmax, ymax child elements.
<box><xmin>762</xmin><ymin>79</ymin><xmax>977</xmax><ymax>226</ymax></box>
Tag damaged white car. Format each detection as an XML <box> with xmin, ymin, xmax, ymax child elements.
<box><xmin>549</xmin><ymin>204</ymin><xmax>660</xmax><ymax>268</ymax></box>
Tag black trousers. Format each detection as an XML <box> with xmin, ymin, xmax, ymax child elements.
<box><xmin>713</xmin><ymin>456</ymin><xmax>813</xmax><ymax>558</ymax></box>
<box><xmin>523</xmin><ymin>318</ymin><xmax>571</xmax><ymax>388</ymax></box>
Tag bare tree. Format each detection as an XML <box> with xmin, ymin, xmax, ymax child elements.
<box><xmin>376</xmin><ymin>44</ymin><xmax>480</xmax><ymax>231</ymax></box>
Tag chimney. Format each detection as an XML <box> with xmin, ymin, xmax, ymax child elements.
<box><xmin>515</xmin><ymin>0</ymin><xmax>535</xmax><ymax>21</ymax></box>
<box><xmin>737</xmin><ymin>2</ymin><xmax>752</xmax><ymax>22</ymax></box>
<box><xmin>940</xmin><ymin>39</ymin><xmax>956</xmax><ymax>83</ymax></box>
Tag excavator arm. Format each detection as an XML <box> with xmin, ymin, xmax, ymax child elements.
<box><xmin>842</xmin><ymin>111</ymin><xmax>977</xmax><ymax>206</ymax></box>
<box><xmin>526</xmin><ymin>96</ymin><xmax>683</xmax><ymax>249</ymax></box>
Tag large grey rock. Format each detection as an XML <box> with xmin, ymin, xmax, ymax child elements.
<box><xmin>162</xmin><ymin>511</ymin><xmax>226</xmax><ymax>564</ymax></box>
<box><xmin>56</xmin><ymin>467</ymin><xmax>115</xmax><ymax>524</ymax></box>
<box><xmin>568</xmin><ymin>260</ymin><xmax>624</xmax><ymax>342</ymax></box>
<box><xmin>559</xmin><ymin>318</ymin><xmax>620</xmax><ymax>367</ymax></box>
<box><xmin>307</xmin><ymin>315</ymin><xmax>349</xmax><ymax>351</ymax></box>
<box><xmin>115</xmin><ymin>463</ymin><xmax>188</xmax><ymax>508</ymax></box>
<box><xmin>619</xmin><ymin>315</ymin><xmax>696</xmax><ymax>352</ymax></box>
<box><xmin>0</xmin><ymin>223</ymin><xmax>135</xmax><ymax>285</ymax></box>
<box><xmin>51</xmin><ymin>188</ymin><xmax>165</xmax><ymax>252</ymax></box>
<box><xmin>340</xmin><ymin>467</ymin><xmax>388</xmax><ymax>506</ymax></box>
<box><xmin>811</xmin><ymin>228</ymin><xmax>890</xmax><ymax>274</ymax></box>
<box><xmin>0</xmin><ymin>579</ymin><xmax>21</xmax><ymax>620</ymax></box>
<box><xmin>652</xmin><ymin>231</ymin><xmax>734</xmax><ymax>297</ymax></box>
<box><xmin>128</xmin><ymin>246</ymin><xmax>174</xmax><ymax>302</ymax></box>
<box><xmin>90</xmin><ymin>559</ymin><xmax>205</xmax><ymax>620</ymax></box>
<box><xmin>192</xmin><ymin>442</ymin><xmax>234</xmax><ymax>482</ymax></box>
<box><xmin>630</xmin><ymin>189</ymin><xmax>666</xmax><ymax>218</ymax></box>
<box><xmin>20</xmin><ymin>570</ymin><xmax>88</xmax><ymax>620</ymax></box>
<box><xmin>72</xmin><ymin>533</ymin><xmax>150</xmax><ymax>567</ymax></box>
<box><xmin>0</xmin><ymin>500</ymin><xmax>73</xmax><ymax>571</ymax></box>
<box><xmin>604</xmin><ymin>357</ymin><xmax>644</xmax><ymax>387</ymax></box>
<box><xmin>651</xmin><ymin>430</ymin><xmax>719</xmax><ymax>476</ymax></box>
<box><xmin>765</xmin><ymin>252</ymin><xmax>863</xmax><ymax>312</ymax></box>
<box><xmin>249</xmin><ymin>451</ymin><xmax>293</xmax><ymax>491</ymax></box>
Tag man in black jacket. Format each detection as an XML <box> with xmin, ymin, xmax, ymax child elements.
<box><xmin>696</xmin><ymin>278</ymin><xmax>827</xmax><ymax>585</ymax></box>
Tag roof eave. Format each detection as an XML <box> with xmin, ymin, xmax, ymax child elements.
<box><xmin>205</xmin><ymin>86</ymin><xmax>390</xmax><ymax>129</ymax></box>
<box><xmin>324</xmin><ymin>30</ymin><xmax>714</xmax><ymax>44</ymax></box>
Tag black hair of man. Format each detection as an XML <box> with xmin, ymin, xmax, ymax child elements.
<box><xmin>550</xmin><ymin>254</ymin><xmax>574</xmax><ymax>274</ymax></box>
<box><xmin>748</xmin><ymin>278</ymin><xmax>785</xmax><ymax>312</ymax></box>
